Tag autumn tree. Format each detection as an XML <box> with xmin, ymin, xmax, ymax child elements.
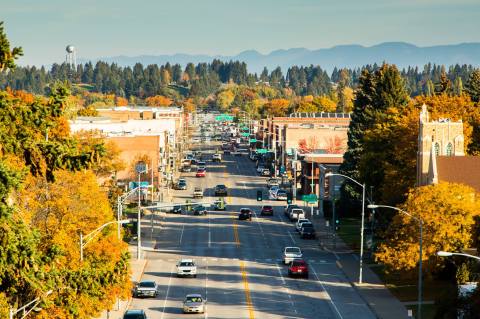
<box><xmin>262</xmin><ymin>98</ymin><xmax>290</xmax><ymax>117</ymax></box>
<box><xmin>313</xmin><ymin>95</ymin><xmax>337</xmax><ymax>112</ymax></box>
<box><xmin>375</xmin><ymin>182</ymin><xmax>480</xmax><ymax>275</ymax></box>
<box><xmin>145</xmin><ymin>95</ymin><xmax>172</xmax><ymax>107</ymax></box>
<box><xmin>115</xmin><ymin>96</ymin><xmax>128</xmax><ymax>106</ymax></box>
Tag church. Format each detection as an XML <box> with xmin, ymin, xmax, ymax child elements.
<box><xmin>416</xmin><ymin>104</ymin><xmax>480</xmax><ymax>192</ymax></box>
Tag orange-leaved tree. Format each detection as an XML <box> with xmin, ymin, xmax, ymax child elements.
<box><xmin>263</xmin><ymin>98</ymin><xmax>290</xmax><ymax>117</ymax></box>
<box><xmin>145</xmin><ymin>95</ymin><xmax>172</xmax><ymax>107</ymax></box>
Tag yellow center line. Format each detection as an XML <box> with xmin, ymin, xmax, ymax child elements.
<box><xmin>231</xmin><ymin>211</ymin><xmax>240</xmax><ymax>247</ymax></box>
<box><xmin>240</xmin><ymin>261</ymin><xmax>255</xmax><ymax>319</ymax></box>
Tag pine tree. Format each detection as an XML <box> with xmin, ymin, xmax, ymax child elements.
<box><xmin>466</xmin><ymin>69</ymin><xmax>480</xmax><ymax>102</ymax></box>
<box><xmin>453</xmin><ymin>77</ymin><xmax>463</xmax><ymax>96</ymax></box>
<box><xmin>0</xmin><ymin>21</ymin><xmax>23</xmax><ymax>72</ymax></box>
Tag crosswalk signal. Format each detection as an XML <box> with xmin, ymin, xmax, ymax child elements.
<box><xmin>257</xmin><ymin>190</ymin><xmax>263</xmax><ymax>201</ymax></box>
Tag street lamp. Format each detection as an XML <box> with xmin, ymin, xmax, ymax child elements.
<box><xmin>9</xmin><ymin>290</ymin><xmax>53</xmax><ymax>319</ymax></box>
<box><xmin>80</xmin><ymin>220</ymin><xmax>130</xmax><ymax>261</ymax></box>
<box><xmin>368</xmin><ymin>204</ymin><xmax>424</xmax><ymax>319</ymax></box>
<box><xmin>437</xmin><ymin>251</ymin><xmax>480</xmax><ymax>261</ymax></box>
<box><xmin>325</xmin><ymin>172</ymin><xmax>366</xmax><ymax>284</ymax></box>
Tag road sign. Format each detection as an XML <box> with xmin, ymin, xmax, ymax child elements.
<box><xmin>135</xmin><ymin>161</ymin><xmax>147</xmax><ymax>174</ymax></box>
<box><xmin>302</xmin><ymin>194</ymin><xmax>318</xmax><ymax>203</ymax></box>
<box><xmin>215</xmin><ymin>114</ymin><xmax>234</xmax><ymax>122</ymax></box>
<box><xmin>241</xmin><ymin>132</ymin><xmax>250</xmax><ymax>137</ymax></box>
<box><xmin>249</xmin><ymin>139</ymin><xmax>257</xmax><ymax>143</ymax></box>
<box><xmin>240</xmin><ymin>126</ymin><xmax>249</xmax><ymax>131</ymax></box>
<box><xmin>256</xmin><ymin>148</ymin><xmax>268</xmax><ymax>154</ymax></box>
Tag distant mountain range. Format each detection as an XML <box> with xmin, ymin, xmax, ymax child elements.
<box><xmin>80</xmin><ymin>42</ymin><xmax>480</xmax><ymax>74</ymax></box>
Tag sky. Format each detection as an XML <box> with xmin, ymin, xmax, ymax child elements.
<box><xmin>2</xmin><ymin>0</ymin><xmax>480</xmax><ymax>66</ymax></box>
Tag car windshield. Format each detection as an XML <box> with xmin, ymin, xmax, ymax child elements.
<box><xmin>138</xmin><ymin>281</ymin><xmax>155</xmax><ymax>288</ymax></box>
<box><xmin>186</xmin><ymin>296</ymin><xmax>203</xmax><ymax>303</ymax></box>
<box><xmin>217</xmin><ymin>185</ymin><xmax>226</xmax><ymax>189</ymax></box>
<box><xmin>286</xmin><ymin>248</ymin><xmax>301</xmax><ymax>254</ymax></box>
<box><xmin>240</xmin><ymin>209</ymin><xmax>251</xmax><ymax>213</ymax></box>
<box><xmin>302</xmin><ymin>224</ymin><xmax>314</xmax><ymax>229</ymax></box>
<box><xmin>180</xmin><ymin>262</ymin><xmax>194</xmax><ymax>267</ymax></box>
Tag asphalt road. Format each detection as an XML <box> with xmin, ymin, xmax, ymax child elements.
<box><xmin>128</xmin><ymin>140</ymin><xmax>376</xmax><ymax>319</ymax></box>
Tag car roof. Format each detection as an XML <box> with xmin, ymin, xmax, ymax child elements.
<box><xmin>180</xmin><ymin>259</ymin><xmax>194</xmax><ymax>263</ymax></box>
<box><xmin>139</xmin><ymin>280</ymin><xmax>156</xmax><ymax>284</ymax></box>
<box><xmin>186</xmin><ymin>293</ymin><xmax>203</xmax><ymax>298</ymax></box>
<box><xmin>125</xmin><ymin>310</ymin><xmax>145</xmax><ymax>314</ymax></box>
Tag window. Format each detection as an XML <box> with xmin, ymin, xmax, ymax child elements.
<box><xmin>446</xmin><ymin>143</ymin><xmax>453</xmax><ymax>156</ymax></box>
<box><xmin>434</xmin><ymin>143</ymin><xmax>440</xmax><ymax>156</ymax></box>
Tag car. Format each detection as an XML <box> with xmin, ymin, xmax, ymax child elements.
<box><xmin>181</xmin><ymin>165</ymin><xmax>192</xmax><ymax>172</ymax></box>
<box><xmin>285</xmin><ymin>204</ymin><xmax>299</xmax><ymax>217</ymax></box>
<box><xmin>268</xmin><ymin>186</ymin><xmax>280</xmax><ymax>200</ymax></box>
<box><xmin>176</xmin><ymin>178</ymin><xmax>187</xmax><ymax>190</ymax></box>
<box><xmin>212</xmin><ymin>198</ymin><xmax>226</xmax><ymax>211</ymax></box>
<box><xmin>260</xmin><ymin>205</ymin><xmax>274</xmax><ymax>216</ymax></box>
<box><xmin>193</xmin><ymin>187</ymin><xmax>203</xmax><ymax>198</ymax></box>
<box><xmin>133</xmin><ymin>280</ymin><xmax>158</xmax><ymax>298</ymax></box>
<box><xmin>300</xmin><ymin>224</ymin><xmax>316</xmax><ymax>239</ymax></box>
<box><xmin>214</xmin><ymin>184</ymin><xmax>228</xmax><ymax>196</ymax></box>
<box><xmin>193</xmin><ymin>205</ymin><xmax>208</xmax><ymax>216</ymax></box>
<box><xmin>177</xmin><ymin>259</ymin><xmax>197</xmax><ymax>277</ymax></box>
<box><xmin>170</xmin><ymin>205</ymin><xmax>183</xmax><ymax>214</ymax></box>
<box><xmin>295</xmin><ymin>219</ymin><xmax>311</xmax><ymax>232</ymax></box>
<box><xmin>212</xmin><ymin>153</ymin><xmax>222</xmax><ymax>162</ymax></box>
<box><xmin>183</xmin><ymin>294</ymin><xmax>206</xmax><ymax>314</ymax></box>
<box><xmin>289</xmin><ymin>208</ymin><xmax>306</xmax><ymax>221</ymax></box>
<box><xmin>249</xmin><ymin>152</ymin><xmax>257</xmax><ymax>161</ymax></box>
<box><xmin>256</xmin><ymin>165</ymin><xmax>265</xmax><ymax>173</ymax></box>
<box><xmin>196</xmin><ymin>168</ymin><xmax>206</xmax><ymax>177</ymax></box>
<box><xmin>198</xmin><ymin>161</ymin><xmax>206</xmax><ymax>169</ymax></box>
<box><xmin>238</xmin><ymin>208</ymin><xmax>253</xmax><ymax>221</ymax></box>
<box><xmin>223</xmin><ymin>149</ymin><xmax>231</xmax><ymax>155</ymax></box>
<box><xmin>123</xmin><ymin>309</ymin><xmax>147</xmax><ymax>319</ymax></box>
<box><xmin>267</xmin><ymin>178</ymin><xmax>280</xmax><ymax>188</ymax></box>
<box><xmin>288</xmin><ymin>259</ymin><xmax>309</xmax><ymax>278</ymax></box>
<box><xmin>261</xmin><ymin>168</ymin><xmax>271</xmax><ymax>176</ymax></box>
<box><xmin>276</xmin><ymin>189</ymin><xmax>288</xmax><ymax>201</ymax></box>
<box><xmin>283</xmin><ymin>247</ymin><xmax>303</xmax><ymax>264</ymax></box>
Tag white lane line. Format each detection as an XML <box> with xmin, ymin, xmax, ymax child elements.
<box><xmin>205</xmin><ymin>260</ymin><xmax>209</xmax><ymax>319</ymax></box>
<box><xmin>160</xmin><ymin>266</ymin><xmax>175</xmax><ymax>319</ymax></box>
<box><xmin>310</xmin><ymin>264</ymin><xmax>344</xmax><ymax>319</ymax></box>
<box><xmin>276</xmin><ymin>264</ymin><xmax>297</xmax><ymax>314</ymax></box>
<box><xmin>288</xmin><ymin>231</ymin><xmax>297</xmax><ymax>244</ymax></box>
<box><xmin>179</xmin><ymin>224</ymin><xmax>185</xmax><ymax>244</ymax></box>
<box><xmin>208</xmin><ymin>215</ymin><xmax>211</xmax><ymax>248</ymax></box>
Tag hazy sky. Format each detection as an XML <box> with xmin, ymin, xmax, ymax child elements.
<box><xmin>3</xmin><ymin>0</ymin><xmax>480</xmax><ymax>66</ymax></box>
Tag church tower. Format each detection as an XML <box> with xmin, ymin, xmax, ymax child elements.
<box><xmin>416</xmin><ymin>104</ymin><xmax>464</xmax><ymax>186</ymax></box>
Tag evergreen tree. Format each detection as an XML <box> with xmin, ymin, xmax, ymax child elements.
<box><xmin>0</xmin><ymin>21</ymin><xmax>23</xmax><ymax>72</ymax></box>
<box><xmin>466</xmin><ymin>69</ymin><xmax>480</xmax><ymax>102</ymax></box>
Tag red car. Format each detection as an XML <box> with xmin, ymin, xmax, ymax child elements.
<box><xmin>288</xmin><ymin>259</ymin><xmax>309</xmax><ymax>278</ymax></box>
<box><xmin>196</xmin><ymin>168</ymin><xmax>206</xmax><ymax>177</ymax></box>
<box><xmin>260</xmin><ymin>205</ymin><xmax>274</xmax><ymax>216</ymax></box>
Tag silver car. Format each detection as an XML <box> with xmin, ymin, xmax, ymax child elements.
<box><xmin>283</xmin><ymin>247</ymin><xmax>303</xmax><ymax>264</ymax></box>
<box><xmin>133</xmin><ymin>280</ymin><xmax>158</xmax><ymax>298</ymax></box>
<box><xmin>183</xmin><ymin>294</ymin><xmax>206</xmax><ymax>313</ymax></box>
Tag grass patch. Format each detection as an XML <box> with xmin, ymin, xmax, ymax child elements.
<box><xmin>337</xmin><ymin>217</ymin><xmax>361</xmax><ymax>251</ymax></box>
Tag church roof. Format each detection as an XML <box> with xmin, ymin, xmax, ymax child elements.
<box><xmin>436</xmin><ymin>156</ymin><xmax>480</xmax><ymax>193</ymax></box>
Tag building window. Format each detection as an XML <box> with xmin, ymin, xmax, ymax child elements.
<box><xmin>434</xmin><ymin>143</ymin><xmax>440</xmax><ymax>156</ymax></box>
<box><xmin>446</xmin><ymin>143</ymin><xmax>453</xmax><ymax>156</ymax></box>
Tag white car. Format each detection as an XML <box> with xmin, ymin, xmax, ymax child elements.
<box><xmin>268</xmin><ymin>186</ymin><xmax>280</xmax><ymax>200</ymax></box>
<box><xmin>289</xmin><ymin>208</ymin><xmax>306</xmax><ymax>221</ymax></box>
<box><xmin>295</xmin><ymin>219</ymin><xmax>311</xmax><ymax>232</ymax></box>
<box><xmin>182</xmin><ymin>294</ymin><xmax>205</xmax><ymax>314</ymax></box>
<box><xmin>177</xmin><ymin>259</ymin><xmax>197</xmax><ymax>277</ymax></box>
<box><xmin>257</xmin><ymin>165</ymin><xmax>265</xmax><ymax>173</ymax></box>
<box><xmin>133</xmin><ymin>280</ymin><xmax>158</xmax><ymax>298</ymax></box>
<box><xmin>198</xmin><ymin>161</ymin><xmax>206</xmax><ymax>170</ymax></box>
<box><xmin>212</xmin><ymin>153</ymin><xmax>222</xmax><ymax>162</ymax></box>
<box><xmin>276</xmin><ymin>190</ymin><xmax>288</xmax><ymax>201</ymax></box>
<box><xmin>283</xmin><ymin>247</ymin><xmax>303</xmax><ymax>264</ymax></box>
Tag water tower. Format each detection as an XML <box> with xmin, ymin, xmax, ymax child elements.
<box><xmin>65</xmin><ymin>45</ymin><xmax>76</xmax><ymax>68</ymax></box>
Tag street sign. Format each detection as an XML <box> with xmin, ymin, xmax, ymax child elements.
<box><xmin>302</xmin><ymin>194</ymin><xmax>318</xmax><ymax>203</ymax></box>
<box><xmin>241</xmin><ymin>132</ymin><xmax>250</xmax><ymax>137</ymax></box>
<box><xmin>215</xmin><ymin>114</ymin><xmax>234</xmax><ymax>122</ymax></box>
<box><xmin>240</xmin><ymin>126</ymin><xmax>249</xmax><ymax>131</ymax></box>
<box><xmin>256</xmin><ymin>148</ymin><xmax>268</xmax><ymax>154</ymax></box>
<box><xmin>135</xmin><ymin>161</ymin><xmax>147</xmax><ymax>174</ymax></box>
<box><xmin>249</xmin><ymin>139</ymin><xmax>257</xmax><ymax>143</ymax></box>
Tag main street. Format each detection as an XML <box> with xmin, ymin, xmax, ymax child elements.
<box><xmin>129</xmin><ymin>138</ymin><xmax>376</xmax><ymax>319</ymax></box>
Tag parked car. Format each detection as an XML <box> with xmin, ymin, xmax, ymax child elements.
<box><xmin>133</xmin><ymin>280</ymin><xmax>158</xmax><ymax>298</ymax></box>
<box><xmin>260</xmin><ymin>205</ymin><xmax>274</xmax><ymax>216</ymax></box>
<box><xmin>182</xmin><ymin>294</ymin><xmax>206</xmax><ymax>314</ymax></box>
<box><xmin>300</xmin><ymin>224</ymin><xmax>316</xmax><ymax>239</ymax></box>
<box><xmin>193</xmin><ymin>205</ymin><xmax>208</xmax><ymax>216</ymax></box>
<box><xmin>170</xmin><ymin>205</ymin><xmax>183</xmax><ymax>214</ymax></box>
<box><xmin>295</xmin><ymin>219</ymin><xmax>311</xmax><ymax>232</ymax></box>
<box><xmin>196</xmin><ymin>168</ymin><xmax>206</xmax><ymax>177</ymax></box>
<box><xmin>193</xmin><ymin>187</ymin><xmax>203</xmax><ymax>198</ymax></box>
<box><xmin>238</xmin><ymin>208</ymin><xmax>253</xmax><ymax>221</ymax></box>
<box><xmin>214</xmin><ymin>184</ymin><xmax>228</xmax><ymax>196</ymax></box>
<box><xmin>283</xmin><ymin>247</ymin><xmax>303</xmax><ymax>264</ymax></box>
<box><xmin>177</xmin><ymin>259</ymin><xmax>197</xmax><ymax>277</ymax></box>
<box><xmin>289</xmin><ymin>208</ymin><xmax>306</xmax><ymax>221</ymax></box>
<box><xmin>123</xmin><ymin>310</ymin><xmax>147</xmax><ymax>319</ymax></box>
<box><xmin>288</xmin><ymin>259</ymin><xmax>309</xmax><ymax>278</ymax></box>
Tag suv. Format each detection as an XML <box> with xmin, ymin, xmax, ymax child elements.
<box><xmin>123</xmin><ymin>310</ymin><xmax>147</xmax><ymax>319</ymax></box>
<box><xmin>300</xmin><ymin>224</ymin><xmax>316</xmax><ymax>239</ymax></box>
<box><xmin>193</xmin><ymin>205</ymin><xmax>208</xmax><ymax>216</ymax></box>
<box><xmin>212</xmin><ymin>153</ymin><xmax>222</xmax><ymax>162</ymax></box>
<box><xmin>177</xmin><ymin>259</ymin><xmax>197</xmax><ymax>277</ymax></box>
<box><xmin>214</xmin><ymin>184</ymin><xmax>228</xmax><ymax>196</ymax></box>
<box><xmin>295</xmin><ymin>219</ymin><xmax>311</xmax><ymax>232</ymax></box>
<box><xmin>133</xmin><ymin>280</ymin><xmax>158</xmax><ymax>298</ymax></box>
<box><xmin>283</xmin><ymin>247</ymin><xmax>303</xmax><ymax>264</ymax></box>
<box><xmin>193</xmin><ymin>187</ymin><xmax>203</xmax><ymax>198</ymax></box>
<box><xmin>289</xmin><ymin>208</ymin><xmax>305</xmax><ymax>221</ymax></box>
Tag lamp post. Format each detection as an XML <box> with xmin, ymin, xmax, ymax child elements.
<box><xmin>9</xmin><ymin>290</ymin><xmax>53</xmax><ymax>319</ymax></box>
<box><xmin>437</xmin><ymin>251</ymin><xmax>480</xmax><ymax>261</ymax></box>
<box><xmin>368</xmin><ymin>204</ymin><xmax>424</xmax><ymax>319</ymax></box>
<box><xmin>80</xmin><ymin>220</ymin><xmax>130</xmax><ymax>261</ymax></box>
<box><xmin>325</xmin><ymin>172</ymin><xmax>366</xmax><ymax>284</ymax></box>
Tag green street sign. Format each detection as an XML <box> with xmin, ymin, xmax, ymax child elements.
<box><xmin>241</xmin><ymin>132</ymin><xmax>250</xmax><ymax>137</ymax></box>
<box><xmin>215</xmin><ymin>114</ymin><xmax>234</xmax><ymax>122</ymax></box>
<box><xmin>256</xmin><ymin>148</ymin><xmax>268</xmax><ymax>154</ymax></box>
<box><xmin>249</xmin><ymin>139</ymin><xmax>257</xmax><ymax>143</ymax></box>
<box><xmin>240</xmin><ymin>126</ymin><xmax>249</xmax><ymax>131</ymax></box>
<box><xmin>302</xmin><ymin>194</ymin><xmax>318</xmax><ymax>203</ymax></box>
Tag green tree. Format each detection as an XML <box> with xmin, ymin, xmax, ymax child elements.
<box><xmin>336</xmin><ymin>68</ymin><xmax>350</xmax><ymax>113</ymax></box>
<box><xmin>465</xmin><ymin>69</ymin><xmax>480</xmax><ymax>102</ymax></box>
<box><xmin>0</xmin><ymin>21</ymin><xmax>23</xmax><ymax>72</ymax></box>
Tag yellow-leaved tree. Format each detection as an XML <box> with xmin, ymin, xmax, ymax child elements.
<box><xmin>375</xmin><ymin>182</ymin><xmax>480</xmax><ymax>276</ymax></box>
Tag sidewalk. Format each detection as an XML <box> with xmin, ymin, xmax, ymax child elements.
<box><xmin>97</xmin><ymin>245</ymin><xmax>147</xmax><ymax>319</ymax></box>
<box><xmin>304</xmin><ymin>207</ymin><xmax>410</xmax><ymax>319</ymax></box>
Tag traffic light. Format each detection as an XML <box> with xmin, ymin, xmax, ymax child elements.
<box><xmin>335</xmin><ymin>219</ymin><xmax>340</xmax><ymax>231</ymax></box>
<box><xmin>287</xmin><ymin>193</ymin><xmax>293</xmax><ymax>204</ymax></box>
<box><xmin>257</xmin><ymin>190</ymin><xmax>263</xmax><ymax>201</ymax></box>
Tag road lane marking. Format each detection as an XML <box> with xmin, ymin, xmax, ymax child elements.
<box><xmin>275</xmin><ymin>264</ymin><xmax>297</xmax><ymax>314</ymax></box>
<box><xmin>288</xmin><ymin>231</ymin><xmax>297</xmax><ymax>244</ymax></box>
<box><xmin>179</xmin><ymin>224</ymin><xmax>185</xmax><ymax>244</ymax></box>
<box><xmin>208</xmin><ymin>214</ymin><xmax>211</xmax><ymax>248</ymax></box>
<box><xmin>231</xmin><ymin>212</ymin><xmax>240</xmax><ymax>247</ymax></box>
<box><xmin>240</xmin><ymin>261</ymin><xmax>255</xmax><ymax>319</ymax></box>
<box><xmin>160</xmin><ymin>265</ymin><xmax>175</xmax><ymax>319</ymax></box>
<box><xmin>205</xmin><ymin>260</ymin><xmax>209</xmax><ymax>319</ymax></box>
<box><xmin>310</xmin><ymin>264</ymin><xmax>344</xmax><ymax>319</ymax></box>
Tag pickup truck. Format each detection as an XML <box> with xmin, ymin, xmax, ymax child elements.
<box><xmin>289</xmin><ymin>208</ymin><xmax>305</xmax><ymax>221</ymax></box>
<box><xmin>193</xmin><ymin>187</ymin><xmax>203</xmax><ymax>198</ymax></box>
